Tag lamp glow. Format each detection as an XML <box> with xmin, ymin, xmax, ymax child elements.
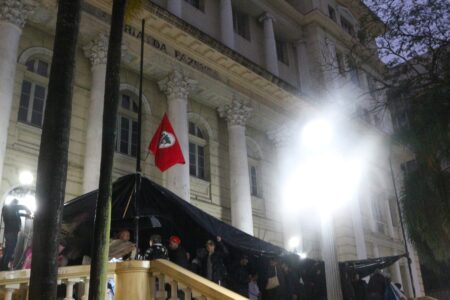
<box><xmin>19</xmin><ymin>170</ymin><xmax>34</xmax><ymax>185</ymax></box>
<box><xmin>301</xmin><ymin>119</ymin><xmax>333</xmax><ymax>150</ymax></box>
<box><xmin>298</xmin><ymin>252</ymin><xmax>307</xmax><ymax>259</ymax></box>
<box><xmin>288</xmin><ymin>236</ymin><xmax>300</xmax><ymax>250</ymax></box>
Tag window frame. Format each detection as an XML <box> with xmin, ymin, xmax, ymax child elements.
<box><xmin>340</xmin><ymin>16</ymin><xmax>355</xmax><ymax>37</ymax></box>
<box><xmin>184</xmin><ymin>0</ymin><xmax>204</xmax><ymax>11</ymax></box>
<box><xmin>232</xmin><ymin>8</ymin><xmax>251</xmax><ymax>41</ymax></box>
<box><xmin>276</xmin><ymin>40</ymin><xmax>289</xmax><ymax>65</ymax></box>
<box><xmin>115</xmin><ymin>92</ymin><xmax>139</xmax><ymax>157</ymax></box>
<box><xmin>188</xmin><ymin>122</ymin><xmax>208</xmax><ymax>180</ymax></box>
<box><xmin>18</xmin><ymin>57</ymin><xmax>50</xmax><ymax>128</ymax></box>
<box><xmin>328</xmin><ymin>5</ymin><xmax>337</xmax><ymax>22</ymax></box>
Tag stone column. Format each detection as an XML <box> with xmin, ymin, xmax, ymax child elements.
<box><xmin>0</xmin><ymin>0</ymin><xmax>34</xmax><ymax>186</ymax></box>
<box><xmin>167</xmin><ymin>0</ymin><xmax>182</xmax><ymax>18</ymax></box>
<box><xmin>267</xmin><ymin>126</ymin><xmax>302</xmax><ymax>250</ymax></box>
<box><xmin>295</xmin><ymin>39</ymin><xmax>311</xmax><ymax>93</ymax></box>
<box><xmin>218</xmin><ymin>97</ymin><xmax>254</xmax><ymax>235</ymax></box>
<box><xmin>82</xmin><ymin>33</ymin><xmax>108</xmax><ymax>193</ymax></box>
<box><xmin>158</xmin><ymin>70</ymin><xmax>196</xmax><ymax>201</ymax></box>
<box><xmin>321</xmin><ymin>214</ymin><xmax>343</xmax><ymax>299</ymax></box>
<box><xmin>219</xmin><ymin>0</ymin><xmax>234</xmax><ymax>49</ymax></box>
<box><xmin>258</xmin><ymin>13</ymin><xmax>279</xmax><ymax>76</ymax></box>
<box><xmin>350</xmin><ymin>194</ymin><xmax>367</xmax><ymax>259</ymax></box>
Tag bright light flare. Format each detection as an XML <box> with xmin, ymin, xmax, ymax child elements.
<box><xmin>288</xmin><ymin>236</ymin><xmax>300</xmax><ymax>250</ymax></box>
<box><xmin>19</xmin><ymin>170</ymin><xmax>34</xmax><ymax>185</ymax></box>
<box><xmin>301</xmin><ymin>119</ymin><xmax>333</xmax><ymax>150</ymax></box>
<box><xmin>5</xmin><ymin>193</ymin><xmax>36</xmax><ymax>213</ymax></box>
<box><xmin>283</xmin><ymin>154</ymin><xmax>363</xmax><ymax>215</ymax></box>
<box><xmin>298</xmin><ymin>252</ymin><xmax>307</xmax><ymax>259</ymax></box>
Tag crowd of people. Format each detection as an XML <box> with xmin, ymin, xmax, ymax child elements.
<box><xmin>341</xmin><ymin>269</ymin><xmax>407</xmax><ymax>300</ymax></box>
<box><xmin>114</xmin><ymin>229</ymin><xmax>327</xmax><ymax>300</ymax></box>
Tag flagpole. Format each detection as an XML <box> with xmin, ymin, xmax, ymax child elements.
<box><xmin>134</xmin><ymin>18</ymin><xmax>145</xmax><ymax>259</ymax></box>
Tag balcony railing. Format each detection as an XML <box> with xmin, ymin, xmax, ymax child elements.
<box><xmin>0</xmin><ymin>259</ymin><xmax>248</xmax><ymax>300</ymax></box>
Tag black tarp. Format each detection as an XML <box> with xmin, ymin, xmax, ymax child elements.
<box><xmin>62</xmin><ymin>174</ymin><xmax>288</xmax><ymax>259</ymax></box>
<box><xmin>339</xmin><ymin>254</ymin><xmax>406</xmax><ymax>278</ymax></box>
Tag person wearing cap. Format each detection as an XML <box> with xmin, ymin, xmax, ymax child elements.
<box><xmin>168</xmin><ymin>235</ymin><xmax>189</xmax><ymax>269</ymax></box>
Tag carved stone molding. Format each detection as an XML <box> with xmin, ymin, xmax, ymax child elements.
<box><xmin>83</xmin><ymin>33</ymin><xmax>109</xmax><ymax>66</ymax></box>
<box><xmin>218</xmin><ymin>96</ymin><xmax>252</xmax><ymax>126</ymax></box>
<box><xmin>0</xmin><ymin>0</ymin><xmax>35</xmax><ymax>29</ymax></box>
<box><xmin>158</xmin><ymin>70</ymin><xmax>197</xmax><ymax>100</ymax></box>
<box><xmin>258</xmin><ymin>12</ymin><xmax>275</xmax><ymax>24</ymax></box>
<box><xmin>267</xmin><ymin>125</ymin><xmax>296</xmax><ymax>149</ymax></box>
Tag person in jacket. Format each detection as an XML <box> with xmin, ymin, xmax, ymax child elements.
<box><xmin>1</xmin><ymin>199</ymin><xmax>31</xmax><ymax>271</ymax></box>
<box><xmin>167</xmin><ymin>235</ymin><xmax>189</xmax><ymax>269</ymax></box>
<box><xmin>201</xmin><ymin>236</ymin><xmax>229</xmax><ymax>285</ymax></box>
<box><xmin>367</xmin><ymin>269</ymin><xmax>386</xmax><ymax>300</ymax></box>
<box><xmin>229</xmin><ymin>254</ymin><xmax>250</xmax><ymax>296</ymax></box>
<box><xmin>352</xmin><ymin>273</ymin><xmax>367</xmax><ymax>300</ymax></box>
<box><xmin>143</xmin><ymin>234</ymin><xmax>168</xmax><ymax>260</ymax></box>
<box><xmin>262</xmin><ymin>258</ymin><xmax>281</xmax><ymax>300</ymax></box>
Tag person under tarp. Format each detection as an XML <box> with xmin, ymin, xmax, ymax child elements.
<box><xmin>339</xmin><ymin>254</ymin><xmax>407</xmax><ymax>300</ymax></box>
<box><xmin>60</xmin><ymin>174</ymin><xmax>327</xmax><ymax>298</ymax></box>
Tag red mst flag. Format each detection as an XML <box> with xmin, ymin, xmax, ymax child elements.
<box><xmin>148</xmin><ymin>113</ymin><xmax>185</xmax><ymax>171</ymax></box>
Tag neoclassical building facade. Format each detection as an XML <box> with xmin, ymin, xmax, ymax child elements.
<box><xmin>0</xmin><ymin>0</ymin><xmax>424</xmax><ymax>298</ymax></box>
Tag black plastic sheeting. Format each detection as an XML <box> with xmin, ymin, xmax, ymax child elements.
<box><xmin>62</xmin><ymin>174</ymin><xmax>288</xmax><ymax>259</ymax></box>
<box><xmin>339</xmin><ymin>254</ymin><xmax>406</xmax><ymax>278</ymax></box>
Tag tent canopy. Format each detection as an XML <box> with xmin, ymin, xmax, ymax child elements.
<box><xmin>339</xmin><ymin>254</ymin><xmax>406</xmax><ymax>278</ymax></box>
<box><xmin>62</xmin><ymin>174</ymin><xmax>287</xmax><ymax>259</ymax></box>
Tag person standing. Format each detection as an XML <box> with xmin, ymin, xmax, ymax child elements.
<box><xmin>367</xmin><ymin>269</ymin><xmax>386</xmax><ymax>300</ymax></box>
<box><xmin>167</xmin><ymin>235</ymin><xmax>189</xmax><ymax>269</ymax></box>
<box><xmin>201</xmin><ymin>236</ymin><xmax>229</xmax><ymax>285</ymax></box>
<box><xmin>230</xmin><ymin>254</ymin><xmax>250</xmax><ymax>296</ymax></box>
<box><xmin>1</xmin><ymin>199</ymin><xmax>31</xmax><ymax>271</ymax></box>
<box><xmin>143</xmin><ymin>234</ymin><xmax>168</xmax><ymax>260</ymax></box>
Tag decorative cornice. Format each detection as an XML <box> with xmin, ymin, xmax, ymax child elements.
<box><xmin>267</xmin><ymin>125</ymin><xmax>296</xmax><ymax>149</ymax></box>
<box><xmin>0</xmin><ymin>0</ymin><xmax>35</xmax><ymax>29</ymax></box>
<box><xmin>83</xmin><ymin>33</ymin><xmax>109</xmax><ymax>66</ymax></box>
<box><xmin>218</xmin><ymin>96</ymin><xmax>252</xmax><ymax>126</ymax></box>
<box><xmin>158</xmin><ymin>70</ymin><xmax>197</xmax><ymax>100</ymax></box>
<box><xmin>258</xmin><ymin>12</ymin><xmax>275</xmax><ymax>24</ymax></box>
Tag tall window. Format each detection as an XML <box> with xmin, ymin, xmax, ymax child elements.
<box><xmin>276</xmin><ymin>40</ymin><xmax>289</xmax><ymax>65</ymax></box>
<box><xmin>116</xmin><ymin>92</ymin><xmax>138</xmax><ymax>157</ymax></box>
<box><xmin>249</xmin><ymin>165</ymin><xmax>258</xmax><ymax>196</ymax></box>
<box><xmin>340</xmin><ymin>16</ymin><xmax>355</xmax><ymax>36</ymax></box>
<box><xmin>18</xmin><ymin>58</ymin><xmax>50</xmax><ymax>127</ymax></box>
<box><xmin>185</xmin><ymin>0</ymin><xmax>204</xmax><ymax>11</ymax></box>
<box><xmin>367</xmin><ymin>74</ymin><xmax>378</xmax><ymax>98</ymax></box>
<box><xmin>189</xmin><ymin>122</ymin><xmax>207</xmax><ymax>179</ymax></box>
<box><xmin>328</xmin><ymin>5</ymin><xmax>336</xmax><ymax>22</ymax></box>
<box><xmin>232</xmin><ymin>8</ymin><xmax>250</xmax><ymax>40</ymax></box>
<box><xmin>347</xmin><ymin>55</ymin><xmax>360</xmax><ymax>86</ymax></box>
<box><xmin>336</xmin><ymin>52</ymin><xmax>345</xmax><ymax>75</ymax></box>
<box><xmin>373</xmin><ymin>194</ymin><xmax>387</xmax><ymax>234</ymax></box>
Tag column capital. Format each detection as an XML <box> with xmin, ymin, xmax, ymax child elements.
<box><xmin>0</xmin><ymin>0</ymin><xmax>35</xmax><ymax>29</ymax></box>
<box><xmin>267</xmin><ymin>125</ymin><xmax>296</xmax><ymax>149</ymax></box>
<box><xmin>258</xmin><ymin>12</ymin><xmax>275</xmax><ymax>23</ymax></box>
<box><xmin>218</xmin><ymin>96</ymin><xmax>252</xmax><ymax>126</ymax></box>
<box><xmin>83</xmin><ymin>33</ymin><xmax>109</xmax><ymax>66</ymax></box>
<box><xmin>158</xmin><ymin>70</ymin><xmax>197</xmax><ymax>100</ymax></box>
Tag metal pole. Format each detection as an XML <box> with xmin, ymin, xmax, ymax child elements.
<box><xmin>133</xmin><ymin>18</ymin><xmax>145</xmax><ymax>259</ymax></box>
<box><xmin>389</xmin><ymin>154</ymin><xmax>416</xmax><ymax>298</ymax></box>
<box><xmin>136</xmin><ymin>18</ymin><xmax>144</xmax><ymax>173</ymax></box>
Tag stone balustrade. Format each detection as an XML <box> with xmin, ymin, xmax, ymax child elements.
<box><xmin>0</xmin><ymin>260</ymin><xmax>247</xmax><ymax>300</ymax></box>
